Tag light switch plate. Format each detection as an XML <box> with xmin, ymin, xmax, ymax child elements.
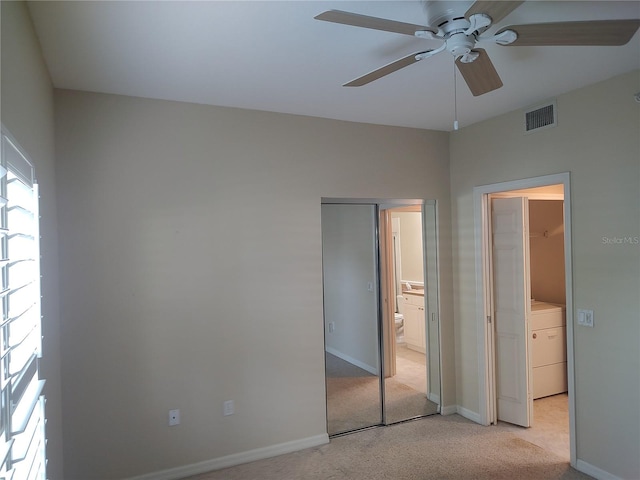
<box><xmin>577</xmin><ymin>309</ymin><xmax>594</xmax><ymax>327</ymax></box>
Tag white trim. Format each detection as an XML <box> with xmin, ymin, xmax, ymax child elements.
<box><xmin>473</xmin><ymin>172</ymin><xmax>576</xmax><ymax>465</ymax></box>
<box><xmin>125</xmin><ymin>434</ymin><xmax>329</xmax><ymax>480</ymax></box>
<box><xmin>421</xmin><ymin>201</ymin><xmax>441</xmax><ymax>411</ymax></box>
<box><xmin>473</xmin><ymin>191</ymin><xmax>491</xmax><ymax>426</ymax></box>
<box><xmin>432</xmin><ymin>201</ymin><xmax>445</xmax><ymax>415</ymax></box>
<box><xmin>491</xmin><ymin>192</ymin><xmax>564</xmax><ymax>201</ymax></box>
<box><xmin>439</xmin><ymin>404</ymin><xmax>492</xmax><ymax>423</ymax></box>
<box><xmin>456</xmin><ymin>406</ymin><xmax>483</xmax><ymax>424</ymax></box>
<box><xmin>439</xmin><ymin>404</ymin><xmax>458</xmax><ymax>416</ymax></box>
<box><xmin>575</xmin><ymin>460</ymin><xmax>623</xmax><ymax>480</ymax></box>
<box><xmin>321</xmin><ymin>197</ymin><xmax>424</xmax><ymax>208</ymax></box>
<box><xmin>325</xmin><ymin>346</ymin><xmax>378</xmax><ymax>376</ymax></box>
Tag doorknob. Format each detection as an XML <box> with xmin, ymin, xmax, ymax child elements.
<box><xmin>532</xmin><ymin>333</ymin><xmax>537</xmax><ymax>339</ymax></box>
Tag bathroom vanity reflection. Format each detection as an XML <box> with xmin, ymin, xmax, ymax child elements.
<box><xmin>398</xmin><ymin>290</ymin><xmax>426</xmax><ymax>352</ymax></box>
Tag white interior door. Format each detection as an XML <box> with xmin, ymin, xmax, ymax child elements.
<box><xmin>491</xmin><ymin>197</ymin><xmax>532</xmax><ymax>427</ymax></box>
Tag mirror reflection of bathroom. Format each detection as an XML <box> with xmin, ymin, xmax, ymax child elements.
<box><xmin>382</xmin><ymin>204</ymin><xmax>439</xmax><ymax>424</ymax></box>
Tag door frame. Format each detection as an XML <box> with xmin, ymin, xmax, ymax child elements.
<box><xmin>473</xmin><ymin>172</ymin><xmax>576</xmax><ymax>466</ymax></box>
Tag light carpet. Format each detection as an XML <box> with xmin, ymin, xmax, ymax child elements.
<box><xmin>183</xmin><ymin>414</ymin><xmax>592</xmax><ymax>480</ymax></box>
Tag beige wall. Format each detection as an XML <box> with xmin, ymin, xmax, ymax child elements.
<box><xmin>450</xmin><ymin>70</ymin><xmax>640</xmax><ymax>479</ymax></box>
<box><xmin>54</xmin><ymin>89</ymin><xmax>453</xmax><ymax>478</ymax></box>
<box><xmin>529</xmin><ymin>200</ymin><xmax>565</xmax><ymax>305</ymax></box>
<box><xmin>0</xmin><ymin>3</ymin><xmax>63</xmax><ymax>479</ymax></box>
<box><xmin>393</xmin><ymin>211</ymin><xmax>424</xmax><ymax>284</ymax></box>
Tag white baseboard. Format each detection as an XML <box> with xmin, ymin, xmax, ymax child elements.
<box><xmin>440</xmin><ymin>404</ymin><xmax>458</xmax><ymax>416</ymax></box>
<box><xmin>427</xmin><ymin>392</ymin><xmax>440</xmax><ymax>405</ymax></box>
<box><xmin>125</xmin><ymin>434</ymin><xmax>329</xmax><ymax>480</ymax></box>
<box><xmin>325</xmin><ymin>346</ymin><xmax>378</xmax><ymax>375</ymax></box>
<box><xmin>427</xmin><ymin>403</ymin><xmax>484</xmax><ymax>425</ymax></box>
<box><xmin>456</xmin><ymin>405</ymin><xmax>483</xmax><ymax>424</ymax></box>
<box><xmin>575</xmin><ymin>459</ymin><xmax>624</xmax><ymax>480</ymax></box>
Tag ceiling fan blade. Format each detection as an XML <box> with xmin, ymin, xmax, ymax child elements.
<box><xmin>497</xmin><ymin>19</ymin><xmax>640</xmax><ymax>46</ymax></box>
<box><xmin>455</xmin><ymin>49</ymin><xmax>503</xmax><ymax>96</ymax></box>
<box><xmin>344</xmin><ymin>52</ymin><xmax>430</xmax><ymax>87</ymax></box>
<box><xmin>465</xmin><ymin>1</ymin><xmax>524</xmax><ymax>24</ymax></box>
<box><xmin>315</xmin><ymin>10</ymin><xmax>437</xmax><ymax>36</ymax></box>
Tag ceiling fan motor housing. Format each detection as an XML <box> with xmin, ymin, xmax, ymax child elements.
<box><xmin>424</xmin><ymin>0</ymin><xmax>474</xmax><ymax>29</ymax></box>
<box><xmin>437</xmin><ymin>17</ymin><xmax>480</xmax><ymax>59</ymax></box>
<box><xmin>447</xmin><ymin>32</ymin><xmax>475</xmax><ymax>56</ymax></box>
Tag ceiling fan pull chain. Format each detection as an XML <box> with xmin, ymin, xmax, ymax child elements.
<box><xmin>453</xmin><ymin>57</ymin><xmax>459</xmax><ymax>131</ymax></box>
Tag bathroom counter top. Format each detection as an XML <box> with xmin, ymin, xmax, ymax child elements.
<box><xmin>402</xmin><ymin>290</ymin><xmax>424</xmax><ymax>296</ymax></box>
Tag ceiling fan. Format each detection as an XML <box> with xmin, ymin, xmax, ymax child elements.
<box><xmin>315</xmin><ymin>1</ymin><xmax>640</xmax><ymax>96</ymax></box>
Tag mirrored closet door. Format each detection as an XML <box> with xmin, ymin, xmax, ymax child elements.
<box><xmin>322</xmin><ymin>200</ymin><xmax>441</xmax><ymax>437</ymax></box>
<box><xmin>322</xmin><ymin>203</ymin><xmax>382</xmax><ymax>435</ymax></box>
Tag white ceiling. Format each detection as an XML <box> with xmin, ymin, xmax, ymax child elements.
<box><xmin>27</xmin><ymin>1</ymin><xmax>640</xmax><ymax>131</ymax></box>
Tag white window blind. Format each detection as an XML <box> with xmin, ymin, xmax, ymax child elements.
<box><xmin>0</xmin><ymin>129</ymin><xmax>46</xmax><ymax>480</ymax></box>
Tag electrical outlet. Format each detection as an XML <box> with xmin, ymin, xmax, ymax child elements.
<box><xmin>223</xmin><ymin>400</ymin><xmax>234</xmax><ymax>416</ymax></box>
<box><xmin>328</xmin><ymin>322</ymin><xmax>335</xmax><ymax>333</ymax></box>
<box><xmin>577</xmin><ymin>309</ymin><xmax>594</xmax><ymax>327</ymax></box>
<box><xmin>168</xmin><ymin>409</ymin><xmax>180</xmax><ymax>426</ymax></box>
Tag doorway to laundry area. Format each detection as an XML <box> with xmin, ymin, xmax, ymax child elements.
<box><xmin>474</xmin><ymin>173</ymin><xmax>575</xmax><ymax>464</ymax></box>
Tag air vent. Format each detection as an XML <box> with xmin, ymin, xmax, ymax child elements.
<box><xmin>524</xmin><ymin>101</ymin><xmax>557</xmax><ymax>133</ymax></box>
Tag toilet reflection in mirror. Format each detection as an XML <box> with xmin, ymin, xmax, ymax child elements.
<box><xmin>394</xmin><ymin>296</ymin><xmax>404</xmax><ymax>344</ymax></box>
